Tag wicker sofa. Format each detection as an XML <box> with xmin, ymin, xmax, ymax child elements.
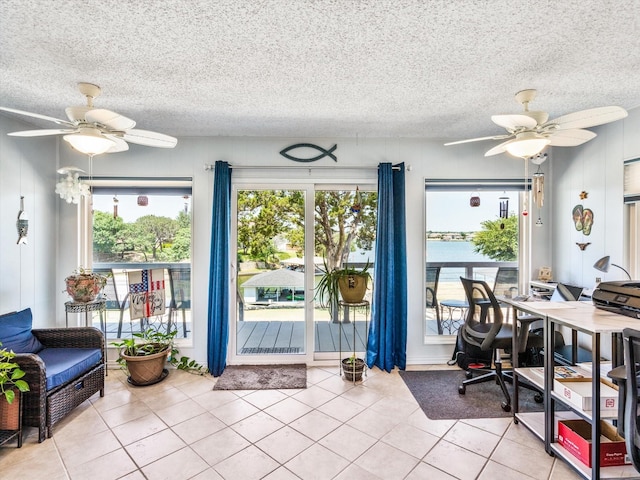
<box><xmin>0</xmin><ymin>308</ymin><xmax>105</xmax><ymax>442</ymax></box>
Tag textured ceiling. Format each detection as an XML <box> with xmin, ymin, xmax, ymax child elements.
<box><xmin>1</xmin><ymin>0</ymin><xmax>640</xmax><ymax>140</ymax></box>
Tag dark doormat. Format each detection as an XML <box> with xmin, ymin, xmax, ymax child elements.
<box><xmin>213</xmin><ymin>364</ymin><xmax>307</xmax><ymax>390</ymax></box>
<box><xmin>399</xmin><ymin>369</ymin><xmax>544</xmax><ymax>419</ymax></box>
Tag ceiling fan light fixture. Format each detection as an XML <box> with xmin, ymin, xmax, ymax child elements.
<box><xmin>505</xmin><ymin>132</ymin><xmax>550</xmax><ymax>158</ymax></box>
<box><xmin>63</xmin><ymin>127</ymin><xmax>115</xmax><ymax>155</ymax></box>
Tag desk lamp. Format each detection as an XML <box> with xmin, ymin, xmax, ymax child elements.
<box><xmin>593</xmin><ymin>255</ymin><xmax>632</xmax><ymax>280</ymax></box>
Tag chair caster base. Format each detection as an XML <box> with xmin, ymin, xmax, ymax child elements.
<box><xmin>534</xmin><ymin>393</ymin><xmax>543</xmax><ymax>403</ymax></box>
<box><xmin>501</xmin><ymin>401</ymin><xmax>511</xmax><ymax>412</ymax></box>
<box><xmin>458</xmin><ymin>384</ymin><xmax>466</xmax><ymax>394</ymax></box>
<box><xmin>465</xmin><ymin>370</ymin><xmax>473</xmax><ymax>379</ymax></box>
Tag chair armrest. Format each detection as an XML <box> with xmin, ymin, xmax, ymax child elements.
<box><xmin>32</xmin><ymin>327</ymin><xmax>104</xmax><ymax>350</ymax></box>
<box><xmin>13</xmin><ymin>352</ymin><xmax>47</xmax><ymax>397</ymax></box>
<box><xmin>607</xmin><ymin>364</ymin><xmax>627</xmax><ymax>382</ymax></box>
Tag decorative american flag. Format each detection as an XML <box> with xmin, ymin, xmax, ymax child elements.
<box><xmin>128</xmin><ymin>269</ymin><xmax>166</xmax><ymax>319</ymax></box>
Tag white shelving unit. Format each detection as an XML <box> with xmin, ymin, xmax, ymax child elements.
<box><xmin>506</xmin><ymin>299</ymin><xmax>640</xmax><ymax>480</ymax></box>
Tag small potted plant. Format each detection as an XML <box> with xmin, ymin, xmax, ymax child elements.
<box><xmin>342</xmin><ymin>353</ymin><xmax>366</xmax><ymax>382</ymax></box>
<box><xmin>0</xmin><ymin>342</ymin><xmax>30</xmax><ymax>430</ymax></box>
<box><xmin>65</xmin><ymin>268</ymin><xmax>108</xmax><ymax>303</ymax></box>
<box><xmin>112</xmin><ymin>327</ymin><xmax>207</xmax><ymax>386</ymax></box>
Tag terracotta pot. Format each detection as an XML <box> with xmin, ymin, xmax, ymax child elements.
<box><xmin>65</xmin><ymin>273</ymin><xmax>107</xmax><ymax>303</ymax></box>
<box><xmin>0</xmin><ymin>391</ymin><xmax>21</xmax><ymax>431</ymax></box>
<box><xmin>122</xmin><ymin>347</ymin><xmax>169</xmax><ymax>386</ymax></box>
<box><xmin>338</xmin><ymin>275</ymin><xmax>368</xmax><ymax>303</ymax></box>
<box><xmin>342</xmin><ymin>357</ymin><xmax>366</xmax><ymax>382</ymax></box>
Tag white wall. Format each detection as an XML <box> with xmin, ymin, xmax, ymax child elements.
<box><xmin>0</xmin><ymin>114</ymin><xmax>59</xmax><ymax>327</ymax></box>
<box><xmin>55</xmin><ymin>135</ymin><xmax>528</xmax><ymax>365</ymax></box>
<box><xmin>4</xmin><ymin>107</ymin><xmax>636</xmax><ymax>366</ymax></box>
<box><xmin>550</xmin><ymin>108</ymin><xmax>640</xmax><ymax>287</ymax></box>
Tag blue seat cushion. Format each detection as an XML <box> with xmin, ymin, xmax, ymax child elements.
<box><xmin>37</xmin><ymin>348</ymin><xmax>102</xmax><ymax>390</ymax></box>
<box><xmin>0</xmin><ymin>308</ymin><xmax>44</xmax><ymax>354</ymax></box>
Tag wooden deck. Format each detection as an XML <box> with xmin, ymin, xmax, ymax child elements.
<box><xmin>237</xmin><ymin>321</ymin><xmax>368</xmax><ymax>354</ymax></box>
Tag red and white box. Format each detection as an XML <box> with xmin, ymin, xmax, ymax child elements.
<box><xmin>558</xmin><ymin>419</ymin><xmax>629</xmax><ymax>467</ymax></box>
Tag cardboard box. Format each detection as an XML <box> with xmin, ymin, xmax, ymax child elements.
<box><xmin>558</xmin><ymin>419</ymin><xmax>629</xmax><ymax>467</ymax></box>
<box><xmin>556</xmin><ymin>378</ymin><xmax>618</xmax><ymax>411</ymax></box>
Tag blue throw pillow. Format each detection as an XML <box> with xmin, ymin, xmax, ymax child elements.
<box><xmin>0</xmin><ymin>308</ymin><xmax>44</xmax><ymax>353</ymax></box>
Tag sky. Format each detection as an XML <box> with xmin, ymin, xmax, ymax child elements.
<box><xmin>90</xmin><ymin>190</ymin><xmax>520</xmax><ymax>231</ymax></box>
<box><xmin>92</xmin><ymin>194</ymin><xmax>189</xmax><ymax>222</ymax></box>
<box><xmin>426</xmin><ymin>191</ymin><xmax>521</xmax><ymax>232</ymax></box>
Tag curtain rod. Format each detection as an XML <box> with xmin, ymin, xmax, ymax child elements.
<box><xmin>204</xmin><ymin>164</ymin><xmax>405</xmax><ymax>171</ymax></box>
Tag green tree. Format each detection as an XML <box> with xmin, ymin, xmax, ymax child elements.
<box><xmin>471</xmin><ymin>215</ymin><xmax>518</xmax><ymax>261</ymax></box>
<box><xmin>135</xmin><ymin>215</ymin><xmax>178</xmax><ymax>260</ymax></box>
<box><xmin>235</xmin><ymin>189</ymin><xmax>376</xmax><ymax>269</ymax></box>
<box><xmin>237</xmin><ymin>190</ymin><xmax>304</xmax><ymax>263</ymax></box>
<box><xmin>314</xmin><ymin>190</ymin><xmax>377</xmax><ymax>270</ymax></box>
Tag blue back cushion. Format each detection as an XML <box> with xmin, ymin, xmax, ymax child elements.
<box><xmin>0</xmin><ymin>308</ymin><xmax>44</xmax><ymax>353</ymax></box>
<box><xmin>37</xmin><ymin>348</ymin><xmax>102</xmax><ymax>390</ymax></box>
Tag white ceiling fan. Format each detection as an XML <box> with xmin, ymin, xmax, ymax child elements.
<box><xmin>445</xmin><ymin>89</ymin><xmax>628</xmax><ymax>158</ymax></box>
<box><xmin>0</xmin><ymin>82</ymin><xmax>177</xmax><ymax>155</ymax></box>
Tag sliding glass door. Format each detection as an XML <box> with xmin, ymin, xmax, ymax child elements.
<box><xmin>230</xmin><ymin>183</ymin><xmax>376</xmax><ymax>364</ymax></box>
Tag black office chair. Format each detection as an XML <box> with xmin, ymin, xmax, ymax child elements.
<box><xmin>622</xmin><ymin>328</ymin><xmax>640</xmax><ymax>472</ymax></box>
<box><xmin>458</xmin><ymin>277</ymin><xmax>543</xmax><ymax>411</ymax></box>
<box><xmin>458</xmin><ymin>277</ymin><xmax>516</xmax><ymax>411</ymax></box>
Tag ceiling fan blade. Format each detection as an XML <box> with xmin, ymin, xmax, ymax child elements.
<box><xmin>548</xmin><ymin>129</ymin><xmax>597</xmax><ymax>147</ymax></box>
<box><xmin>8</xmin><ymin>128</ymin><xmax>77</xmax><ymax>137</ymax></box>
<box><xmin>85</xmin><ymin>109</ymin><xmax>136</xmax><ymax>131</ymax></box>
<box><xmin>122</xmin><ymin>129</ymin><xmax>177</xmax><ymax>148</ymax></box>
<box><xmin>548</xmin><ymin>106</ymin><xmax>628</xmax><ymax>130</ymax></box>
<box><xmin>104</xmin><ymin>135</ymin><xmax>129</xmax><ymax>153</ymax></box>
<box><xmin>491</xmin><ymin>114</ymin><xmax>538</xmax><ymax>130</ymax></box>
<box><xmin>444</xmin><ymin>134</ymin><xmax>511</xmax><ymax>146</ymax></box>
<box><xmin>0</xmin><ymin>106</ymin><xmax>74</xmax><ymax>127</ymax></box>
<box><xmin>484</xmin><ymin>138</ymin><xmax>517</xmax><ymax>157</ymax></box>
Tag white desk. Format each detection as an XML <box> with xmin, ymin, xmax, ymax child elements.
<box><xmin>503</xmin><ymin>299</ymin><xmax>640</xmax><ymax>480</ymax></box>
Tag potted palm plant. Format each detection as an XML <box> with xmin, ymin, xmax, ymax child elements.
<box><xmin>0</xmin><ymin>343</ymin><xmax>30</xmax><ymax>430</ymax></box>
<box><xmin>315</xmin><ymin>259</ymin><xmax>371</xmax><ymax>308</ymax></box>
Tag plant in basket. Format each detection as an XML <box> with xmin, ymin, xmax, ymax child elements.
<box><xmin>65</xmin><ymin>268</ymin><xmax>108</xmax><ymax>303</ymax></box>
<box><xmin>0</xmin><ymin>342</ymin><xmax>30</xmax><ymax>430</ymax></box>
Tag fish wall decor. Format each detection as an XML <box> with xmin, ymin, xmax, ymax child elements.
<box><xmin>16</xmin><ymin>196</ymin><xmax>28</xmax><ymax>245</ymax></box>
<box><xmin>279</xmin><ymin>143</ymin><xmax>337</xmax><ymax>163</ymax></box>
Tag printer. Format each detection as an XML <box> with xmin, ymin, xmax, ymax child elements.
<box><xmin>592</xmin><ymin>281</ymin><xmax>640</xmax><ymax>319</ymax></box>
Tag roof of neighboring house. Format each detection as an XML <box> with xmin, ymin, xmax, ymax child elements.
<box><xmin>241</xmin><ymin>269</ymin><xmax>305</xmax><ymax>288</ymax></box>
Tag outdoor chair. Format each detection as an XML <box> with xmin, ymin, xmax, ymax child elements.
<box><xmin>0</xmin><ymin>308</ymin><xmax>105</xmax><ymax>442</ymax></box>
<box><xmin>168</xmin><ymin>267</ymin><xmax>191</xmax><ymax>337</ymax></box>
<box><xmin>425</xmin><ymin>267</ymin><xmax>442</xmax><ymax>334</ymax></box>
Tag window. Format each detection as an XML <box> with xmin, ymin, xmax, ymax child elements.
<box><xmin>424</xmin><ymin>179</ymin><xmax>530</xmax><ymax>340</ymax></box>
<box><xmin>83</xmin><ymin>178</ymin><xmax>192</xmax><ymax>340</ymax></box>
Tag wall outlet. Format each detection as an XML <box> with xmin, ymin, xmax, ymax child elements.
<box><xmin>596</xmin><ymin>277</ymin><xmax>602</xmax><ymax>284</ymax></box>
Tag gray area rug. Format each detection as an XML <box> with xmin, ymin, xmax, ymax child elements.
<box><xmin>213</xmin><ymin>364</ymin><xmax>307</xmax><ymax>390</ymax></box>
<box><xmin>399</xmin><ymin>369</ymin><xmax>544</xmax><ymax>419</ymax></box>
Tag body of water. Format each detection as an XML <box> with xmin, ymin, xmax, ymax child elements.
<box><xmin>427</xmin><ymin>240</ymin><xmax>498</xmax><ymax>284</ymax></box>
<box><xmin>426</xmin><ymin>240</ymin><xmax>492</xmax><ymax>262</ymax></box>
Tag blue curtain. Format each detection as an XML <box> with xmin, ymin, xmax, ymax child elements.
<box><xmin>207</xmin><ymin>161</ymin><xmax>231</xmax><ymax>376</ymax></box>
<box><xmin>366</xmin><ymin>163</ymin><xmax>408</xmax><ymax>372</ymax></box>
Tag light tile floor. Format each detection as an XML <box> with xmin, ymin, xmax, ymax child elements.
<box><xmin>0</xmin><ymin>365</ymin><xmax>582</xmax><ymax>480</ymax></box>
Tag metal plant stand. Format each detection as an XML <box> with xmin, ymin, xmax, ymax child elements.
<box><xmin>338</xmin><ymin>300</ymin><xmax>369</xmax><ymax>383</ymax></box>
